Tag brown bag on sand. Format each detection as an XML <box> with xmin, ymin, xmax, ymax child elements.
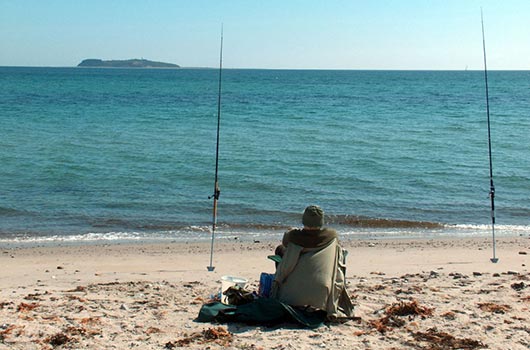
<box><xmin>223</xmin><ymin>286</ymin><xmax>256</xmax><ymax>306</ymax></box>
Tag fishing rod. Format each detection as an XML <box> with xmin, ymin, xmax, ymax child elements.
<box><xmin>207</xmin><ymin>26</ymin><xmax>224</xmax><ymax>272</ymax></box>
<box><xmin>481</xmin><ymin>10</ymin><xmax>498</xmax><ymax>263</ymax></box>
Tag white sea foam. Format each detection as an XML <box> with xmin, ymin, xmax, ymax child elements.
<box><xmin>1</xmin><ymin>223</ymin><xmax>527</xmax><ymax>249</ymax></box>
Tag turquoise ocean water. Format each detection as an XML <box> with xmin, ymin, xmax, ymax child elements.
<box><xmin>1</xmin><ymin>67</ymin><xmax>529</xmax><ymax>245</ymax></box>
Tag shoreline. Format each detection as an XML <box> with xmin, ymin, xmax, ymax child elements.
<box><xmin>1</xmin><ymin>224</ymin><xmax>529</xmax><ymax>249</ymax></box>
<box><xmin>1</xmin><ymin>236</ymin><xmax>528</xmax><ymax>349</ymax></box>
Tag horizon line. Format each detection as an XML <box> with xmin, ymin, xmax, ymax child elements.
<box><xmin>1</xmin><ymin>65</ymin><xmax>529</xmax><ymax>72</ymax></box>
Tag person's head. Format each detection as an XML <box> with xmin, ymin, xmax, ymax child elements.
<box><xmin>302</xmin><ymin>205</ymin><xmax>324</xmax><ymax>229</ymax></box>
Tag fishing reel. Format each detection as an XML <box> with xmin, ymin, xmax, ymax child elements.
<box><xmin>208</xmin><ymin>188</ymin><xmax>221</xmax><ymax>200</ymax></box>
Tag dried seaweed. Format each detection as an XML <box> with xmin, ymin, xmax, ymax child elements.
<box><xmin>411</xmin><ymin>328</ymin><xmax>488</xmax><ymax>349</ymax></box>
<box><xmin>63</xmin><ymin>326</ymin><xmax>88</xmax><ymax>337</ymax></box>
<box><xmin>369</xmin><ymin>316</ymin><xmax>406</xmax><ymax>333</ymax></box>
<box><xmin>39</xmin><ymin>325</ymin><xmax>100</xmax><ymax>347</ymax></box>
<box><xmin>45</xmin><ymin>332</ymin><xmax>73</xmax><ymax>347</ymax></box>
<box><xmin>67</xmin><ymin>295</ymin><xmax>87</xmax><ymax>302</ymax></box>
<box><xmin>202</xmin><ymin>327</ymin><xmax>232</xmax><ymax>342</ymax></box>
<box><xmin>511</xmin><ymin>282</ymin><xmax>526</xmax><ymax>291</ymax></box>
<box><xmin>165</xmin><ymin>326</ymin><xmax>233</xmax><ymax>348</ymax></box>
<box><xmin>0</xmin><ymin>301</ymin><xmax>12</xmax><ymax>310</ymax></box>
<box><xmin>79</xmin><ymin>317</ymin><xmax>101</xmax><ymax>325</ymax></box>
<box><xmin>145</xmin><ymin>327</ymin><xmax>162</xmax><ymax>335</ymax></box>
<box><xmin>387</xmin><ymin>300</ymin><xmax>434</xmax><ymax>317</ymax></box>
<box><xmin>0</xmin><ymin>325</ymin><xmax>16</xmax><ymax>342</ymax></box>
<box><xmin>369</xmin><ymin>300</ymin><xmax>433</xmax><ymax>333</ymax></box>
<box><xmin>66</xmin><ymin>285</ymin><xmax>87</xmax><ymax>293</ymax></box>
<box><xmin>17</xmin><ymin>302</ymin><xmax>39</xmax><ymax>312</ymax></box>
<box><xmin>23</xmin><ymin>293</ymin><xmax>45</xmax><ymax>301</ymax></box>
<box><xmin>440</xmin><ymin>311</ymin><xmax>456</xmax><ymax>320</ymax></box>
<box><xmin>477</xmin><ymin>302</ymin><xmax>511</xmax><ymax>314</ymax></box>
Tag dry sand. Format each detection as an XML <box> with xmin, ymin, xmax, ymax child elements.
<box><xmin>0</xmin><ymin>236</ymin><xmax>528</xmax><ymax>349</ymax></box>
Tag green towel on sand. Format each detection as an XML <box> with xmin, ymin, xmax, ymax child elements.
<box><xmin>197</xmin><ymin>298</ymin><xmax>326</xmax><ymax>329</ymax></box>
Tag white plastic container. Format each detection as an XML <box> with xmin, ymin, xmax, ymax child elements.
<box><xmin>220</xmin><ymin>275</ymin><xmax>248</xmax><ymax>304</ymax></box>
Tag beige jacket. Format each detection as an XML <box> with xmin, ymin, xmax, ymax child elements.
<box><xmin>271</xmin><ymin>238</ymin><xmax>354</xmax><ymax>320</ymax></box>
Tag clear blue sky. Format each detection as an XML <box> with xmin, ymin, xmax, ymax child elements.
<box><xmin>1</xmin><ymin>0</ymin><xmax>529</xmax><ymax>69</ymax></box>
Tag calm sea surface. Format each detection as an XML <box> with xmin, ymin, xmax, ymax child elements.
<box><xmin>1</xmin><ymin>67</ymin><xmax>529</xmax><ymax>244</ymax></box>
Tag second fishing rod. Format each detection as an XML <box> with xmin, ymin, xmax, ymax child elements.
<box><xmin>208</xmin><ymin>26</ymin><xmax>224</xmax><ymax>272</ymax></box>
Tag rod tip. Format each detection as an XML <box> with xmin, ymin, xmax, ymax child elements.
<box><xmin>207</xmin><ymin>266</ymin><xmax>216</xmax><ymax>271</ymax></box>
<box><xmin>490</xmin><ymin>258</ymin><xmax>499</xmax><ymax>263</ymax></box>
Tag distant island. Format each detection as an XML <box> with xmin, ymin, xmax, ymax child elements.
<box><xmin>77</xmin><ymin>58</ymin><xmax>180</xmax><ymax>68</ymax></box>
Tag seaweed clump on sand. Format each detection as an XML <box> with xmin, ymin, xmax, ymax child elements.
<box><xmin>410</xmin><ymin>328</ymin><xmax>488</xmax><ymax>350</ymax></box>
<box><xmin>477</xmin><ymin>302</ymin><xmax>511</xmax><ymax>314</ymax></box>
<box><xmin>165</xmin><ymin>326</ymin><xmax>233</xmax><ymax>348</ymax></box>
<box><xmin>370</xmin><ymin>299</ymin><xmax>434</xmax><ymax>333</ymax></box>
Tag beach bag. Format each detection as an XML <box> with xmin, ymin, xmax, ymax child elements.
<box><xmin>258</xmin><ymin>272</ymin><xmax>274</xmax><ymax>297</ymax></box>
<box><xmin>222</xmin><ymin>286</ymin><xmax>255</xmax><ymax>306</ymax></box>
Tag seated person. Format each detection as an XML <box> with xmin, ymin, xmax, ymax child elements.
<box><xmin>271</xmin><ymin>205</ymin><xmax>354</xmax><ymax>320</ymax></box>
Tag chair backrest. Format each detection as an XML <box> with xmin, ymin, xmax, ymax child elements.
<box><xmin>271</xmin><ymin>238</ymin><xmax>354</xmax><ymax>318</ymax></box>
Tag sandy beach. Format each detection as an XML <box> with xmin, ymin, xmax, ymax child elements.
<box><xmin>0</xmin><ymin>236</ymin><xmax>528</xmax><ymax>349</ymax></box>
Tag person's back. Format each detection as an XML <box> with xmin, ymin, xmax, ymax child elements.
<box><xmin>271</xmin><ymin>206</ymin><xmax>354</xmax><ymax>320</ymax></box>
